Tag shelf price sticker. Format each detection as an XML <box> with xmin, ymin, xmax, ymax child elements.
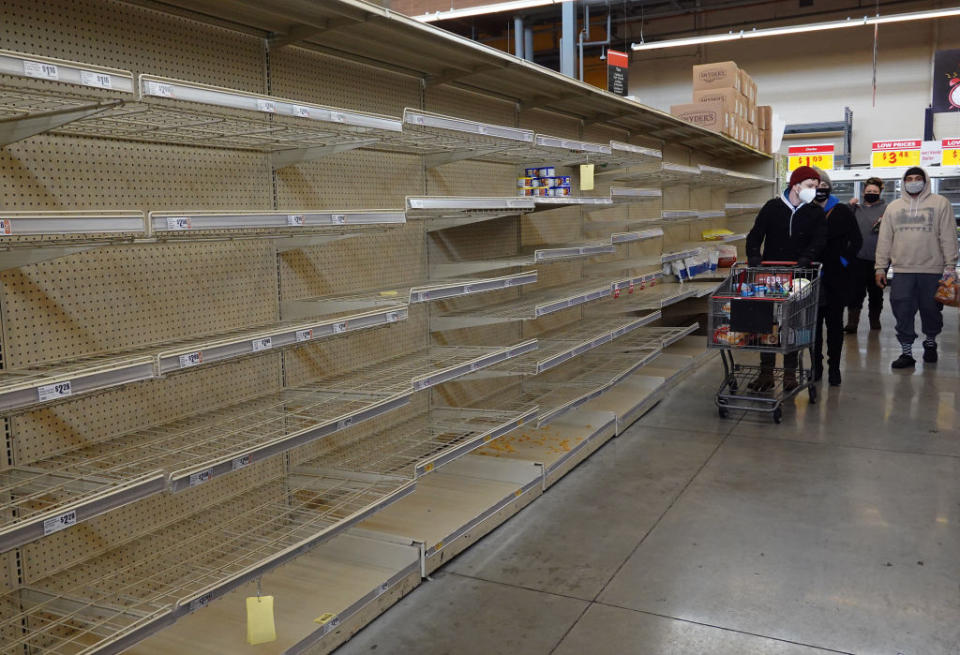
<box><xmin>942</xmin><ymin>138</ymin><xmax>960</xmax><ymax>166</ymax></box>
<box><xmin>287</xmin><ymin>214</ymin><xmax>305</xmax><ymax>226</ymax></box>
<box><xmin>252</xmin><ymin>337</ymin><xmax>272</xmax><ymax>352</ymax></box>
<box><xmin>23</xmin><ymin>60</ymin><xmax>59</xmax><ymax>80</ymax></box>
<box><xmin>231</xmin><ymin>454</ymin><xmax>251</xmax><ymax>471</ymax></box>
<box><xmin>256</xmin><ymin>99</ymin><xmax>277</xmax><ymax>113</ymax></box>
<box><xmin>293</xmin><ymin>105</ymin><xmax>310</xmax><ymax>118</ymax></box>
<box><xmin>314</xmin><ymin>613</ymin><xmax>340</xmax><ymax>629</ymax></box>
<box><xmin>189</xmin><ymin>469</ymin><xmax>212</xmax><ymax>487</ymax></box>
<box><xmin>179</xmin><ymin>351</ymin><xmax>202</xmax><ymax>368</ymax></box>
<box><xmin>386</xmin><ymin>311</ymin><xmax>399</xmax><ymax>323</ymax></box>
<box><xmin>43</xmin><ymin>510</ymin><xmax>77</xmax><ymax>536</ymax></box>
<box><xmin>145</xmin><ymin>81</ymin><xmax>174</xmax><ymax>97</ymax></box>
<box><xmin>871</xmin><ymin>139</ymin><xmax>921</xmax><ymax>167</ymax></box>
<box><xmin>0</xmin><ymin>219</ymin><xmax>11</xmax><ymax>235</ymax></box>
<box><xmin>80</xmin><ymin>70</ymin><xmax>112</xmax><ymax>89</ymax></box>
<box><xmin>166</xmin><ymin>216</ymin><xmax>191</xmax><ymax>231</ymax></box>
<box><xmin>331</xmin><ymin>214</ymin><xmax>346</xmax><ymax>225</ymax></box>
<box><xmin>295</xmin><ymin>329</ymin><xmax>313</xmax><ymax>342</ymax></box>
<box><xmin>337</xmin><ymin>416</ymin><xmax>353</xmax><ymax>430</ymax></box>
<box><xmin>189</xmin><ymin>594</ymin><xmax>212</xmax><ymax>613</ymax></box>
<box><xmin>787</xmin><ymin>144</ymin><xmax>834</xmax><ymax>171</ymax></box>
<box><xmin>38</xmin><ymin>381</ymin><xmax>72</xmax><ymax>403</ymax></box>
<box><xmin>332</xmin><ymin>322</ymin><xmax>347</xmax><ymax>334</ymax></box>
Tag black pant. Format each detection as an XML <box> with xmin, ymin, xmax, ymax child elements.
<box><xmin>848</xmin><ymin>257</ymin><xmax>883</xmax><ymax>315</ymax></box>
<box><xmin>889</xmin><ymin>272</ymin><xmax>943</xmax><ymax>344</ymax></box>
<box><xmin>759</xmin><ymin>351</ymin><xmax>799</xmax><ymax>371</ymax></box>
<box><xmin>814</xmin><ymin>299</ymin><xmax>845</xmax><ymax>370</ymax></box>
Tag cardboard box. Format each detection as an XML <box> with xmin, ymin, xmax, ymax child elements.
<box><xmin>758</xmin><ymin>105</ymin><xmax>772</xmax><ymax>131</ymax></box>
<box><xmin>739</xmin><ymin>69</ymin><xmax>757</xmax><ymax>105</ymax></box>
<box><xmin>693</xmin><ymin>88</ymin><xmax>746</xmax><ymax>120</ymax></box>
<box><xmin>761</xmin><ymin>128</ymin><xmax>771</xmax><ymax>153</ymax></box>
<box><xmin>693</xmin><ymin>61</ymin><xmax>740</xmax><ymax>91</ymax></box>
<box><xmin>670</xmin><ymin>101</ymin><xmax>731</xmax><ymax>134</ymax></box>
<box><xmin>748</xmin><ymin>104</ymin><xmax>757</xmax><ymax>125</ymax></box>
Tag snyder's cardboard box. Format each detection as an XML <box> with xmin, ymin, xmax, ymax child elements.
<box><xmin>739</xmin><ymin>69</ymin><xmax>757</xmax><ymax>106</ymax></box>
<box><xmin>692</xmin><ymin>61</ymin><xmax>740</xmax><ymax>91</ymax></box>
<box><xmin>670</xmin><ymin>101</ymin><xmax>732</xmax><ymax>134</ymax></box>
<box><xmin>760</xmin><ymin>128</ymin><xmax>772</xmax><ymax>153</ymax></box>
<box><xmin>693</xmin><ymin>88</ymin><xmax>747</xmax><ymax>121</ymax></box>
<box><xmin>757</xmin><ymin>105</ymin><xmax>772</xmax><ymax>131</ymax></box>
<box><xmin>748</xmin><ymin>103</ymin><xmax>757</xmax><ymax>125</ymax></box>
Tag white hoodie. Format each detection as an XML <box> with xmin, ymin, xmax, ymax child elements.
<box><xmin>874</xmin><ymin>168</ymin><xmax>957</xmax><ymax>274</ymax></box>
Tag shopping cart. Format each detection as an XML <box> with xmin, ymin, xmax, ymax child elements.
<box><xmin>708</xmin><ymin>261</ymin><xmax>822</xmax><ymax>423</ymax></box>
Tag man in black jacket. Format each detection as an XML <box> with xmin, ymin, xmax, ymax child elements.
<box><xmin>745</xmin><ymin>165</ymin><xmax>828</xmax><ymax>391</ymax></box>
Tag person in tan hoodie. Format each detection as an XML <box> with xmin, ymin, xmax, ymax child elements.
<box><xmin>874</xmin><ymin>166</ymin><xmax>958</xmax><ymax>368</ymax></box>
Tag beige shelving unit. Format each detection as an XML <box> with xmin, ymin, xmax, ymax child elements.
<box><xmin>0</xmin><ymin>1</ymin><xmax>773</xmax><ymax>654</ymax></box>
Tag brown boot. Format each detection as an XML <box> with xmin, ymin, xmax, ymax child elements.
<box><xmin>783</xmin><ymin>370</ymin><xmax>799</xmax><ymax>391</ymax></box>
<box><xmin>868</xmin><ymin>309</ymin><xmax>881</xmax><ymax>330</ymax></box>
<box><xmin>843</xmin><ymin>308</ymin><xmax>860</xmax><ymax>334</ymax></box>
<box><xmin>748</xmin><ymin>369</ymin><xmax>775</xmax><ymax>392</ymax></box>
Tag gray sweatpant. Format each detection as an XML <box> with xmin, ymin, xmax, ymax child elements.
<box><xmin>889</xmin><ymin>272</ymin><xmax>943</xmax><ymax>344</ymax></box>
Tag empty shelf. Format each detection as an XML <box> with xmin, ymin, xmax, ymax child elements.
<box><xmin>0</xmin><ymin>305</ymin><xmax>408</xmax><ymax>414</ymax></box>
<box><xmin>610</xmin><ymin>227</ymin><xmax>664</xmax><ymax>244</ymax></box>
<box><xmin>533</xmin><ymin>196</ymin><xmax>614</xmax><ymax>209</ymax></box>
<box><xmin>606</xmin><ymin>141</ymin><xmax>663</xmax><ymax>168</ymax></box>
<box><xmin>432</xmin><ymin>280</ymin><xmax>614</xmax><ymax>329</ymax></box>
<box><xmin>603</xmin><ymin>162</ymin><xmax>701</xmax><ymax>186</ymax></box>
<box><xmin>149</xmin><ymin>209</ymin><xmax>405</xmax><ymax>236</ymax></box>
<box><xmin>609</xmin><ymin>187</ymin><xmax>662</xmax><ymax>203</ymax></box>
<box><xmin>698</xmin><ymin>165</ymin><xmax>775</xmax><ymax>190</ymax></box>
<box><xmin>293</xmin><ymin>405</ymin><xmax>538</xmax><ymax>480</ymax></box>
<box><xmin>589</xmin><ymin>282</ymin><xmax>698</xmax><ymax>313</ymax></box>
<box><xmin>726</xmin><ymin>202</ymin><xmax>764</xmax><ymax>215</ymax></box>
<box><xmin>406</xmin><ymin>196</ymin><xmax>534</xmax><ymax>231</ymax></box>
<box><xmin>432</xmin><ymin>241</ymin><xmax>616</xmax><ymax>277</ymax></box>
<box><xmin>662</xmin><ymin>246</ymin><xmax>706</xmax><ymax>264</ymax></box>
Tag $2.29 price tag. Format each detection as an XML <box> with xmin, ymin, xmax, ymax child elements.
<box><xmin>38</xmin><ymin>381</ymin><xmax>72</xmax><ymax>402</ymax></box>
<box><xmin>43</xmin><ymin>510</ymin><xmax>77</xmax><ymax>536</ymax></box>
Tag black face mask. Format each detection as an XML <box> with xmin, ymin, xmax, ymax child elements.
<box><xmin>864</xmin><ymin>193</ymin><xmax>881</xmax><ymax>203</ymax></box>
<box><xmin>815</xmin><ymin>188</ymin><xmax>831</xmax><ymax>202</ymax></box>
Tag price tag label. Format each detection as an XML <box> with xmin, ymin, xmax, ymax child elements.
<box><xmin>166</xmin><ymin>216</ymin><xmax>191</xmax><ymax>231</ymax></box>
<box><xmin>386</xmin><ymin>311</ymin><xmax>399</xmax><ymax>323</ymax></box>
<box><xmin>189</xmin><ymin>469</ymin><xmax>212</xmax><ymax>487</ymax></box>
<box><xmin>23</xmin><ymin>60</ymin><xmax>59</xmax><ymax>80</ymax></box>
<box><xmin>287</xmin><ymin>214</ymin><xmax>305</xmax><ymax>226</ymax></box>
<box><xmin>0</xmin><ymin>219</ymin><xmax>11</xmax><ymax>235</ymax></box>
<box><xmin>256</xmin><ymin>99</ymin><xmax>277</xmax><ymax>113</ymax></box>
<box><xmin>293</xmin><ymin>105</ymin><xmax>310</xmax><ymax>118</ymax></box>
<box><xmin>252</xmin><ymin>337</ymin><xmax>272</xmax><ymax>352</ymax></box>
<box><xmin>331</xmin><ymin>214</ymin><xmax>346</xmax><ymax>225</ymax></box>
<box><xmin>145</xmin><ymin>81</ymin><xmax>174</xmax><ymax>97</ymax></box>
<box><xmin>787</xmin><ymin>144</ymin><xmax>834</xmax><ymax>171</ymax></box>
<box><xmin>332</xmin><ymin>322</ymin><xmax>347</xmax><ymax>334</ymax></box>
<box><xmin>315</xmin><ymin>612</ymin><xmax>340</xmax><ymax>627</ymax></box>
<box><xmin>190</xmin><ymin>594</ymin><xmax>212</xmax><ymax>612</ymax></box>
<box><xmin>38</xmin><ymin>381</ymin><xmax>72</xmax><ymax>403</ymax></box>
<box><xmin>412</xmin><ymin>114</ymin><xmax>425</xmax><ymax>125</ymax></box>
<box><xmin>80</xmin><ymin>70</ymin><xmax>112</xmax><ymax>89</ymax></box>
<box><xmin>330</xmin><ymin>111</ymin><xmax>345</xmax><ymax>123</ymax></box>
<box><xmin>179</xmin><ymin>351</ymin><xmax>202</xmax><ymax>368</ymax></box>
<box><xmin>43</xmin><ymin>510</ymin><xmax>77</xmax><ymax>536</ymax></box>
<box><xmin>231</xmin><ymin>455</ymin><xmax>251</xmax><ymax>471</ymax></box>
<box><xmin>376</xmin><ymin>583</ymin><xmax>389</xmax><ymax>597</ymax></box>
<box><xmin>871</xmin><ymin>139</ymin><xmax>922</xmax><ymax>167</ymax></box>
<box><xmin>296</xmin><ymin>329</ymin><xmax>313</xmax><ymax>342</ymax></box>
<box><xmin>942</xmin><ymin>138</ymin><xmax>960</xmax><ymax>166</ymax></box>
<box><xmin>337</xmin><ymin>416</ymin><xmax>353</xmax><ymax>430</ymax></box>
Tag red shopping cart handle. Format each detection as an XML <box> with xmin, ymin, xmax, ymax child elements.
<box><xmin>758</xmin><ymin>261</ymin><xmax>821</xmax><ymax>267</ymax></box>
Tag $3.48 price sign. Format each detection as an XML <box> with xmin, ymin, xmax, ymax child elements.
<box><xmin>871</xmin><ymin>140</ymin><xmax>921</xmax><ymax>168</ymax></box>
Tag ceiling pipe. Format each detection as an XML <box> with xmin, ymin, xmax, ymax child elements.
<box><xmin>578</xmin><ymin>4</ymin><xmax>611</xmax><ymax>80</ymax></box>
<box><xmin>560</xmin><ymin>1</ymin><xmax>575</xmax><ymax>77</ymax></box>
<box><xmin>514</xmin><ymin>15</ymin><xmax>525</xmax><ymax>57</ymax></box>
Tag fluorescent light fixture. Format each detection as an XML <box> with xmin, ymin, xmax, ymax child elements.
<box><xmin>414</xmin><ymin>0</ymin><xmax>562</xmax><ymax>23</ymax></box>
<box><xmin>632</xmin><ymin>7</ymin><xmax>960</xmax><ymax>51</ymax></box>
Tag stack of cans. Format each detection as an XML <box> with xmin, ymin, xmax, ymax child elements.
<box><xmin>518</xmin><ymin>166</ymin><xmax>572</xmax><ymax>197</ymax></box>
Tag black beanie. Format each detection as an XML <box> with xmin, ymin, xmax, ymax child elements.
<box><xmin>904</xmin><ymin>166</ymin><xmax>925</xmax><ymax>180</ymax></box>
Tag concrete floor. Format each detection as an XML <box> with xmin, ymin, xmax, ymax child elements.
<box><xmin>334</xmin><ymin>309</ymin><xmax>960</xmax><ymax>655</ymax></box>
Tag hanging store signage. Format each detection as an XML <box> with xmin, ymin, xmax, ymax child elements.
<box><xmin>607</xmin><ymin>49</ymin><xmax>629</xmax><ymax>97</ymax></box>
<box><xmin>941</xmin><ymin>138</ymin><xmax>960</xmax><ymax>166</ymax></box>
<box><xmin>871</xmin><ymin>139</ymin><xmax>922</xmax><ymax>167</ymax></box>
<box><xmin>787</xmin><ymin>144</ymin><xmax>834</xmax><ymax>171</ymax></box>
<box><xmin>933</xmin><ymin>49</ymin><xmax>960</xmax><ymax>113</ymax></box>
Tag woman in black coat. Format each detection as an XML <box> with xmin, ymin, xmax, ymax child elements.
<box><xmin>811</xmin><ymin>168</ymin><xmax>862</xmax><ymax>386</ymax></box>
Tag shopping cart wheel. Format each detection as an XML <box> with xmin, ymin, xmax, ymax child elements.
<box><xmin>718</xmin><ymin>406</ymin><xmax>729</xmax><ymax>418</ymax></box>
<box><xmin>772</xmin><ymin>407</ymin><xmax>782</xmax><ymax>424</ymax></box>
<box><xmin>808</xmin><ymin>386</ymin><xmax>817</xmax><ymax>404</ymax></box>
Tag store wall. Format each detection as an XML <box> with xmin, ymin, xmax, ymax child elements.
<box><xmin>630</xmin><ymin>15</ymin><xmax>960</xmax><ymax>166</ymax></box>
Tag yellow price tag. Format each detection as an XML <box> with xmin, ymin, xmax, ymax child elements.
<box><xmin>314</xmin><ymin>612</ymin><xmax>337</xmax><ymax>625</ymax></box>
<box><xmin>871</xmin><ymin>149</ymin><xmax>920</xmax><ymax>167</ymax></box>
<box><xmin>942</xmin><ymin>139</ymin><xmax>960</xmax><ymax>166</ymax></box>
<box><xmin>245</xmin><ymin>595</ymin><xmax>276</xmax><ymax>645</ymax></box>
<box><xmin>788</xmin><ymin>154</ymin><xmax>834</xmax><ymax>171</ymax></box>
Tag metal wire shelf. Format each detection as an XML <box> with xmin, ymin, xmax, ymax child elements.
<box><xmin>589</xmin><ymin>282</ymin><xmax>698</xmax><ymax>313</ymax></box>
<box><xmin>533</xmin><ymin>196</ymin><xmax>614</xmax><ymax>209</ymax></box>
<box><xmin>610</xmin><ymin>227</ymin><xmax>665</xmax><ymax>244</ymax></box>
<box><xmin>405</xmin><ymin>196</ymin><xmax>535</xmax><ymax>231</ymax></box>
<box><xmin>601</xmin><ymin>162</ymin><xmax>701</xmax><ymax>186</ymax></box>
<box><xmin>0</xmin><ymin>306</ymin><xmax>408</xmax><ymax>415</ymax></box>
<box><xmin>484</xmin><ymin>313</ymin><xmax>662</xmax><ymax>375</ymax></box>
<box><xmin>609</xmin><ymin>187</ymin><xmax>662</xmax><ymax>203</ymax></box>
<box><xmin>293</xmin><ymin>405</ymin><xmax>538</xmax><ymax>480</ymax></box>
<box><xmin>432</xmin><ymin>280</ymin><xmax>614</xmax><ymax>329</ymax></box>
<box><xmin>726</xmin><ymin>202</ymin><xmax>764</xmax><ymax>215</ymax></box>
<box><xmin>0</xmin><ymin>467</ymin><xmax>415</xmax><ymax>655</ymax></box>
<box><xmin>281</xmin><ymin>271</ymin><xmax>538</xmax><ymax>320</ymax></box>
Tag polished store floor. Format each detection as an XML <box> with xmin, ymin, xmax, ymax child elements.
<box><xmin>335</xmin><ymin>308</ymin><xmax>960</xmax><ymax>655</ymax></box>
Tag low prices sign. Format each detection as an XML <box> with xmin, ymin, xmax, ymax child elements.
<box><xmin>942</xmin><ymin>138</ymin><xmax>960</xmax><ymax>166</ymax></box>
<box><xmin>871</xmin><ymin>139</ymin><xmax>921</xmax><ymax>167</ymax></box>
<box><xmin>787</xmin><ymin>144</ymin><xmax>834</xmax><ymax>171</ymax></box>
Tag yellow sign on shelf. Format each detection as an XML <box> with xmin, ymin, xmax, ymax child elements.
<box><xmin>787</xmin><ymin>144</ymin><xmax>834</xmax><ymax>171</ymax></box>
<box><xmin>941</xmin><ymin>138</ymin><xmax>960</xmax><ymax>166</ymax></box>
<box><xmin>871</xmin><ymin>139</ymin><xmax>922</xmax><ymax>167</ymax></box>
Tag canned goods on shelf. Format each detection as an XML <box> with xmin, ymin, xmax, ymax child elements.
<box><xmin>541</xmin><ymin>176</ymin><xmax>560</xmax><ymax>188</ymax></box>
<box><xmin>524</xmin><ymin>167</ymin><xmax>539</xmax><ymax>177</ymax></box>
<box><xmin>517</xmin><ymin>177</ymin><xmax>539</xmax><ymax>188</ymax></box>
<box><xmin>519</xmin><ymin>187</ymin><xmax>536</xmax><ymax>196</ymax></box>
<box><xmin>537</xmin><ymin>166</ymin><xmax>556</xmax><ymax>177</ymax></box>
<box><xmin>535</xmin><ymin>187</ymin><xmax>550</xmax><ymax>197</ymax></box>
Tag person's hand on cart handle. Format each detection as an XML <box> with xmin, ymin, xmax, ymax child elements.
<box><xmin>875</xmin><ymin>269</ymin><xmax>887</xmax><ymax>288</ymax></box>
<box><xmin>797</xmin><ymin>256</ymin><xmax>811</xmax><ymax>269</ymax></box>
<box><xmin>748</xmin><ymin>255</ymin><xmax>762</xmax><ymax>267</ymax></box>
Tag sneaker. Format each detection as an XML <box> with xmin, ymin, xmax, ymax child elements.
<box><xmin>891</xmin><ymin>354</ymin><xmax>916</xmax><ymax>369</ymax></box>
<box><xmin>923</xmin><ymin>341</ymin><xmax>938</xmax><ymax>363</ymax></box>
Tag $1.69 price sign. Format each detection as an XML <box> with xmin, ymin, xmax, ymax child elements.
<box><xmin>787</xmin><ymin>144</ymin><xmax>834</xmax><ymax>172</ymax></box>
<box><xmin>871</xmin><ymin>139</ymin><xmax>921</xmax><ymax>167</ymax></box>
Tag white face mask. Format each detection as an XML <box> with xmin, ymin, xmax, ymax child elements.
<box><xmin>904</xmin><ymin>180</ymin><xmax>924</xmax><ymax>195</ymax></box>
<box><xmin>797</xmin><ymin>186</ymin><xmax>816</xmax><ymax>204</ymax></box>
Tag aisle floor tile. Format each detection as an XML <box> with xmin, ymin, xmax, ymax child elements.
<box><xmin>446</xmin><ymin>425</ymin><xmax>724</xmax><ymax>600</ymax></box>
<box><xmin>598</xmin><ymin>436</ymin><xmax>960</xmax><ymax>655</ymax></box>
<box><xmin>332</xmin><ymin>572</ymin><xmax>587</xmax><ymax>655</ymax></box>
<box><xmin>552</xmin><ymin>604</ymin><xmax>845</xmax><ymax>655</ymax></box>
